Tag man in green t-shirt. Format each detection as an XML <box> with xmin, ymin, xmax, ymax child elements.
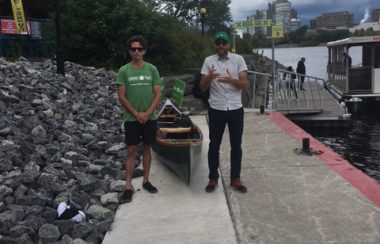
<box><xmin>115</xmin><ymin>35</ymin><xmax>161</xmax><ymax>203</ymax></box>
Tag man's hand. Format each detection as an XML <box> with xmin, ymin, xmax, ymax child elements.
<box><xmin>216</xmin><ymin>69</ymin><xmax>233</xmax><ymax>84</ymax></box>
<box><xmin>208</xmin><ymin>64</ymin><xmax>220</xmax><ymax>81</ymax></box>
<box><xmin>135</xmin><ymin>112</ymin><xmax>150</xmax><ymax>124</ymax></box>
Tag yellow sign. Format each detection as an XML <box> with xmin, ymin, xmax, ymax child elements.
<box><xmin>233</xmin><ymin>19</ymin><xmax>272</xmax><ymax>29</ymax></box>
<box><xmin>10</xmin><ymin>0</ymin><xmax>27</xmax><ymax>34</ymax></box>
<box><xmin>271</xmin><ymin>25</ymin><xmax>284</xmax><ymax>38</ymax></box>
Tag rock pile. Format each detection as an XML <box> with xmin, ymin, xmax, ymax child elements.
<box><xmin>0</xmin><ymin>57</ymin><xmax>136</xmax><ymax>243</ymax></box>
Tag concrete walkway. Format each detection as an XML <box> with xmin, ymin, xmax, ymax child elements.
<box><xmin>102</xmin><ymin>115</ymin><xmax>236</xmax><ymax>244</ymax></box>
<box><xmin>103</xmin><ymin>111</ymin><xmax>380</xmax><ymax>244</ymax></box>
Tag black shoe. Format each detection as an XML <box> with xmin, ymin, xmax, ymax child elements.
<box><xmin>121</xmin><ymin>189</ymin><xmax>134</xmax><ymax>203</ymax></box>
<box><xmin>230</xmin><ymin>179</ymin><xmax>247</xmax><ymax>193</ymax></box>
<box><xmin>143</xmin><ymin>181</ymin><xmax>158</xmax><ymax>193</ymax></box>
<box><xmin>205</xmin><ymin>180</ymin><xmax>218</xmax><ymax>193</ymax></box>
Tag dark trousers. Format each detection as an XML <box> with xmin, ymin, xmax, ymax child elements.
<box><xmin>299</xmin><ymin>75</ymin><xmax>305</xmax><ymax>89</ymax></box>
<box><xmin>208</xmin><ymin>107</ymin><xmax>244</xmax><ymax>181</ymax></box>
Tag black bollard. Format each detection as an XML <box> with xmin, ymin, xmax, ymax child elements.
<box><xmin>302</xmin><ymin>138</ymin><xmax>310</xmax><ymax>152</ymax></box>
<box><xmin>260</xmin><ymin>104</ymin><xmax>265</xmax><ymax>114</ymax></box>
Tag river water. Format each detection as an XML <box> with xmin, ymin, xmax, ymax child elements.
<box><xmin>260</xmin><ymin>46</ymin><xmax>380</xmax><ymax>182</ymax></box>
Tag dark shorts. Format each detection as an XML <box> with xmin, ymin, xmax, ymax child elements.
<box><xmin>124</xmin><ymin>120</ymin><xmax>157</xmax><ymax>146</ymax></box>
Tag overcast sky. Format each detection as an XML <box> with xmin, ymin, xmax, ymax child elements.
<box><xmin>230</xmin><ymin>0</ymin><xmax>380</xmax><ymax>25</ymax></box>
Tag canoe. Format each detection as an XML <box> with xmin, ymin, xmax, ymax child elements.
<box><xmin>152</xmin><ymin>99</ymin><xmax>203</xmax><ymax>185</ymax></box>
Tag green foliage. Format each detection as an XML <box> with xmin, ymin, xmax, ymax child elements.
<box><xmin>0</xmin><ymin>0</ymin><xmax>52</xmax><ymax>18</ymax></box>
<box><xmin>353</xmin><ymin>28</ymin><xmax>380</xmax><ymax>36</ymax></box>
<box><xmin>303</xmin><ymin>29</ymin><xmax>351</xmax><ymax>45</ymax></box>
<box><xmin>48</xmin><ymin>0</ymin><xmax>217</xmax><ymax>74</ymax></box>
<box><xmin>235</xmin><ymin>33</ymin><xmax>252</xmax><ymax>53</ymax></box>
<box><xmin>1</xmin><ymin>0</ymin><xmax>230</xmax><ymax>73</ymax></box>
<box><xmin>142</xmin><ymin>0</ymin><xmax>232</xmax><ymax>36</ymax></box>
<box><xmin>202</xmin><ymin>0</ymin><xmax>232</xmax><ymax>34</ymax></box>
<box><xmin>142</xmin><ymin>0</ymin><xmax>200</xmax><ymax>24</ymax></box>
<box><xmin>287</xmin><ymin>26</ymin><xmax>307</xmax><ymax>43</ymax></box>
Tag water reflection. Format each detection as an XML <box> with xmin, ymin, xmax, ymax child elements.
<box><xmin>304</xmin><ymin>112</ymin><xmax>380</xmax><ymax>183</ymax></box>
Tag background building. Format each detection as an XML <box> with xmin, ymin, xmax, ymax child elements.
<box><xmin>310</xmin><ymin>11</ymin><xmax>353</xmax><ymax>30</ymax></box>
<box><xmin>350</xmin><ymin>8</ymin><xmax>380</xmax><ymax>33</ymax></box>
<box><xmin>372</xmin><ymin>9</ymin><xmax>380</xmax><ymax>22</ymax></box>
<box><xmin>236</xmin><ymin>0</ymin><xmax>301</xmax><ymax>36</ymax></box>
<box><xmin>289</xmin><ymin>18</ymin><xmax>301</xmax><ymax>32</ymax></box>
<box><xmin>266</xmin><ymin>0</ymin><xmax>300</xmax><ymax>34</ymax></box>
<box><xmin>349</xmin><ymin>22</ymin><xmax>380</xmax><ymax>33</ymax></box>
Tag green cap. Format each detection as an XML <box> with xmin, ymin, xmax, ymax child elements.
<box><xmin>214</xmin><ymin>31</ymin><xmax>229</xmax><ymax>43</ymax></box>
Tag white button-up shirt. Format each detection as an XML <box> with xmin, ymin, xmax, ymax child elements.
<box><xmin>201</xmin><ymin>52</ymin><xmax>248</xmax><ymax>111</ymax></box>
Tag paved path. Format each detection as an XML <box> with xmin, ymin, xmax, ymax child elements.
<box><xmin>102</xmin><ymin>115</ymin><xmax>236</xmax><ymax>244</ymax></box>
<box><xmin>103</xmin><ymin>111</ymin><xmax>380</xmax><ymax>244</ymax></box>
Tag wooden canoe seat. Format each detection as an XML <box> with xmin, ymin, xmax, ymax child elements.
<box><xmin>159</xmin><ymin>114</ymin><xmax>177</xmax><ymax>119</ymax></box>
<box><xmin>157</xmin><ymin>121</ymin><xmax>174</xmax><ymax>125</ymax></box>
<box><xmin>159</xmin><ymin>127</ymin><xmax>191</xmax><ymax>134</ymax></box>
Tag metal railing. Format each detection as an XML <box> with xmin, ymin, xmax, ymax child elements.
<box><xmin>246</xmin><ymin>69</ymin><xmax>326</xmax><ymax>115</ymax></box>
<box><xmin>245</xmin><ymin>70</ymin><xmax>272</xmax><ymax>109</ymax></box>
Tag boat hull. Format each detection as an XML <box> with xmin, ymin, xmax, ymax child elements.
<box><xmin>152</xmin><ymin>138</ymin><xmax>202</xmax><ymax>185</ymax></box>
<box><xmin>153</xmin><ymin>99</ymin><xmax>203</xmax><ymax>184</ymax></box>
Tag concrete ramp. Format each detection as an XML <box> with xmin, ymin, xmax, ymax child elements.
<box><xmin>102</xmin><ymin>115</ymin><xmax>236</xmax><ymax>244</ymax></box>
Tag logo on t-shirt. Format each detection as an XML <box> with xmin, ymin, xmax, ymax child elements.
<box><xmin>129</xmin><ymin>75</ymin><xmax>152</xmax><ymax>82</ymax></box>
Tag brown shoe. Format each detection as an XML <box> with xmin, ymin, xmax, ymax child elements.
<box><xmin>205</xmin><ymin>180</ymin><xmax>218</xmax><ymax>193</ymax></box>
<box><xmin>230</xmin><ymin>179</ymin><xmax>247</xmax><ymax>193</ymax></box>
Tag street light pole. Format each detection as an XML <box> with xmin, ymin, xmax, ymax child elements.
<box><xmin>200</xmin><ymin>7</ymin><xmax>207</xmax><ymax>36</ymax></box>
<box><xmin>232</xmin><ymin>30</ymin><xmax>236</xmax><ymax>53</ymax></box>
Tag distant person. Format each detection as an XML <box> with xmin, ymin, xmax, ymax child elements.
<box><xmin>296</xmin><ymin>57</ymin><xmax>306</xmax><ymax>90</ymax></box>
<box><xmin>200</xmin><ymin>31</ymin><xmax>248</xmax><ymax>193</ymax></box>
<box><xmin>343</xmin><ymin>52</ymin><xmax>352</xmax><ymax>68</ymax></box>
<box><xmin>285</xmin><ymin>66</ymin><xmax>298</xmax><ymax>99</ymax></box>
<box><xmin>115</xmin><ymin>35</ymin><xmax>161</xmax><ymax>203</ymax></box>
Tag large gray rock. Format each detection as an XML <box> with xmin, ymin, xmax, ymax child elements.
<box><xmin>38</xmin><ymin>223</ymin><xmax>60</xmax><ymax>244</ymax></box>
<box><xmin>0</xmin><ymin>57</ymin><xmax>206</xmax><ymax>243</ymax></box>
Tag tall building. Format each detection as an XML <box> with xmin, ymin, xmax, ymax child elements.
<box><xmin>275</xmin><ymin>1</ymin><xmax>291</xmax><ymax>33</ymax></box>
<box><xmin>267</xmin><ymin>0</ymin><xmax>299</xmax><ymax>34</ymax></box>
<box><xmin>238</xmin><ymin>0</ymin><xmax>300</xmax><ymax>36</ymax></box>
<box><xmin>289</xmin><ymin>18</ymin><xmax>301</xmax><ymax>32</ymax></box>
<box><xmin>290</xmin><ymin>9</ymin><xmax>298</xmax><ymax>19</ymax></box>
<box><xmin>311</xmin><ymin>11</ymin><xmax>353</xmax><ymax>29</ymax></box>
<box><xmin>255</xmin><ymin>10</ymin><xmax>269</xmax><ymax>36</ymax></box>
<box><xmin>372</xmin><ymin>9</ymin><xmax>380</xmax><ymax>22</ymax></box>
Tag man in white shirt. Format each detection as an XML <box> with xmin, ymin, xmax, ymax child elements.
<box><xmin>200</xmin><ymin>31</ymin><xmax>248</xmax><ymax>193</ymax></box>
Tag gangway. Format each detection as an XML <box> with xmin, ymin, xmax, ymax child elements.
<box><xmin>247</xmin><ymin>69</ymin><xmax>350</xmax><ymax>127</ymax></box>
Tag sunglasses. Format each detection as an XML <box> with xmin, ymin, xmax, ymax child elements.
<box><xmin>214</xmin><ymin>40</ymin><xmax>227</xmax><ymax>46</ymax></box>
<box><xmin>129</xmin><ymin>47</ymin><xmax>144</xmax><ymax>52</ymax></box>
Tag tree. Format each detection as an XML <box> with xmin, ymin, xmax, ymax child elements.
<box><xmin>142</xmin><ymin>0</ymin><xmax>232</xmax><ymax>34</ymax></box>
<box><xmin>287</xmin><ymin>25</ymin><xmax>307</xmax><ymax>44</ymax></box>
<box><xmin>202</xmin><ymin>0</ymin><xmax>232</xmax><ymax>34</ymax></box>
<box><xmin>235</xmin><ymin>33</ymin><xmax>252</xmax><ymax>53</ymax></box>
<box><xmin>142</xmin><ymin>0</ymin><xmax>201</xmax><ymax>24</ymax></box>
<box><xmin>0</xmin><ymin>0</ymin><xmax>52</xmax><ymax>19</ymax></box>
<box><xmin>55</xmin><ymin>0</ymin><xmax>204</xmax><ymax>74</ymax></box>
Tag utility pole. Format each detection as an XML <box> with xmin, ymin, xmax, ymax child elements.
<box><xmin>271</xmin><ymin>28</ymin><xmax>276</xmax><ymax>109</ymax></box>
<box><xmin>55</xmin><ymin>0</ymin><xmax>64</xmax><ymax>75</ymax></box>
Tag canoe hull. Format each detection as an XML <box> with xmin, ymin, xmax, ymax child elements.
<box><xmin>152</xmin><ymin>138</ymin><xmax>202</xmax><ymax>185</ymax></box>
<box><xmin>153</xmin><ymin>98</ymin><xmax>203</xmax><ymax>185</ymax></box>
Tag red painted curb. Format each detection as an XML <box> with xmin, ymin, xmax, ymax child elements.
<box><xmin>268</xmin><ymin>111</ymin><xmax>380</xmax><ymax>207</ymax></box>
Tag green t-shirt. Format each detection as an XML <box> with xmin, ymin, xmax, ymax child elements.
<box><xmin>115</xmin><ymin>62</ymin><xmax>161</xmax><ymax>121</ymax></box>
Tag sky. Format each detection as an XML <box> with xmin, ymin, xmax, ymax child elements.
<box><xmin>230</xmin><ymin>0</ymin><xmax>380</xmax><ymax>25</ymax></box>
